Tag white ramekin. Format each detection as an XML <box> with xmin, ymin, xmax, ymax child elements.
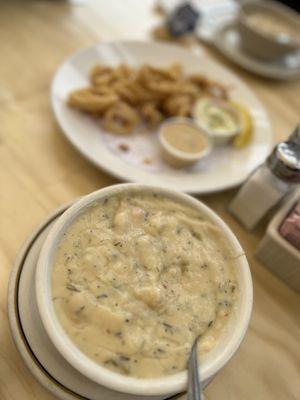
<box><xmin>36</xmin><ymin>183</ymin><xmax>253</xmax><ymax>399</ymax></box>
<box><xmin>158</xmin><ymin>117</ymin><xmax>212</xmax><ymax>168</ymax></box>
<box><xmin>193</xmin><ymin>99</ymin><xmax>241</xmax><ymax>145</ymax></box>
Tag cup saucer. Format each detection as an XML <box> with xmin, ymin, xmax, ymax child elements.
<box><xmin>212</xmin><ymin>22</ymin><xmax>300</xmax><ymax>80</ymax></box>
<box><xmin>7</xmin><ymin>204</ymin><xmax>184</xmax><ymax>400</ymax></box>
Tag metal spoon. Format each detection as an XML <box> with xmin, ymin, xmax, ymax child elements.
<box><xmin>187</xmin><ymin>335</ymin><xmax>203</xmax><ymax>400</ymax></box>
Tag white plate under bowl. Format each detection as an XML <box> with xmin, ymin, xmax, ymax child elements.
<box><xmin>213</xmin><ymin>23</ymin><xmax>300</xmax><ymax>80</ymax></box>
<box><xmin>7</xmin><ymin>205</ymin><xmax>184</xmax><ymax>400</ymax></box>
<box><xmin>51</xmin><ymin>40</ymin><xmax>273</xmax><ymax>194</ymax></box>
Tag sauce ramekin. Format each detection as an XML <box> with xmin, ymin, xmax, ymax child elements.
<box><xmin>159</xmin><ymin>117</ymin><xmax>212</xmax><ymax>168</ymax></box>
<box><xmin>36</xmin><ymin>183</ymin><xmax>253</xmax><ymax>399</ymax></box>
<box><xmin>193</xmin><ymin>98</ymin><xmax>241</xmax><ymax>145</ymax></box>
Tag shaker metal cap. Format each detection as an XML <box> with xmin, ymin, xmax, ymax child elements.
<box><xmin>288</xmin><ymin>125</ymin><xmax>300</xmax><ymax>145</ymax></box>
<box><xmin>267</xmin><ymin>141</ymin><xmax>300</xmax><ymax>183</ymax></box>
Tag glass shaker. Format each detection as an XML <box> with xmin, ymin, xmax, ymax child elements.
<box><xmin>228</xmin><ymin>136</ymin><xmax>300</xmax><ymax>230</ymax></box>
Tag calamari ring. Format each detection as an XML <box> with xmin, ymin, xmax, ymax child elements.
<box><xmin>68</xmin><ymin>88</ymin><xmax>119</xmax><ymax>113</ymax></box>
<box><xmin>140</xmin><ymin>102</ymin><xmax>163</xmax><ymax>127</ymax></box>
<box><xmin>93</xmin><ymin>86</ymin><xmax>115</xmax><ymax>96</ymax></box>
<box><xmin>166</xmin><ymin>63</ymin><xmax>183</xmax><ymax>81</ymax></box>
<box><xmin>90</xmin><ymin>65</ymin><xmax>114</xmax><ymax>86</ymax></box>
<box><xmin>111</xmin><ymin>64</ymin><xmax>136</xmax><ymax>80</ymax></box>
<box><xmin>139</xmin><ymin>64</ymin><xmax>182</xmax><ymax>82</ymax></box>
<box><xmin>112</xmin><ymin>80</ymin><xmax>140</xmax><ymax>105</ymax></box>
<box><xmin>102</xmin><ymin>102</ymin><xmax>139</xmax><ymax>135</ymax></box>
<box><xmin>145</xmin><ymin>80</ymin><xmax>178</xmax><ymax>95</ymax></box>
<box><xmin>163</xmin><ymin>95</ymin><xmax>192</xmax><ymax>117</ymax></box>
<box><xmin>174</xmin><ymin>81</ymin><xmax>200</xmax><ymax>97</ymax></box>
<box><xmin>131</xmin><ymin>81</ymin><xmax>162</xmax><ymax>102</ymax></box>
<box><xmin>188</xmin><ymin>74</ymin><xmax>207</xmax><ymax>88</ymax></box>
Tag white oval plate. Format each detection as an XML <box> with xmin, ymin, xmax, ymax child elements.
<box><xmin>51</xmin><ymin>40</ymin><xmax>273</xmax><ymax>194</ymax></box>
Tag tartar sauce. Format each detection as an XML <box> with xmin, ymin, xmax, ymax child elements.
<box><xmin>194</xmin><ymin>98</ymin><xmax>240</xmax><ymax>144</ymax></box>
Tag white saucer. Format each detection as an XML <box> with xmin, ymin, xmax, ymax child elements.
<box><xmin>157</xmin><ymin>0</ymin><xmax>300</xmax><ymax>80</ymax></box>
<box><xmin>7</xmin><ymin>205</ymin><xmax>185</xmax><ymax>400</ymax></box>
<box><xmin>213</xmin><ymin>22</ymin><xmax>300</xmax><ymax>81</ymax></box>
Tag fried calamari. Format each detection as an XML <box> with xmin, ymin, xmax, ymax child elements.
<box><xmin>68</xmin><ymin>63</ymin><xmax>229</xmax><ymax>134</ymax></box>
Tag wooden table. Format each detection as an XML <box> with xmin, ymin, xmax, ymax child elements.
<box><xmin>0</xmin><ymin>1</ymin><xmax>299</xmax><ymax>399</ymax></box>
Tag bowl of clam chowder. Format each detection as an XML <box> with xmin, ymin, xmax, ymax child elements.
<box><xmin>36</xmin><ymin>183</ymin><xmax>253</xmax><ymax>399</ymax></box>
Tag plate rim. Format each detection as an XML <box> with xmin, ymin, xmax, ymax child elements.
<box><xmin>51</xmin><ymin>39</ymin><xmax>273</xmax><ymax>194</ymax></box>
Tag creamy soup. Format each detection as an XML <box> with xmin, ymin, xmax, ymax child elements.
<box><xmin>52</xmin><ymin>192</ymin><xmax>239</xmax><ymax>378</ymax></box>
<box><xmin>246</xmin><ymin>11</ymin><xmax>300</xmax><ymax>41</ymax></box>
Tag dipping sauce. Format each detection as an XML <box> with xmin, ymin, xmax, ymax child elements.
<box><xmin>245</xmin><ymin>11</ymin><xmax>300</xmax><ymax>42</ymax></box>
<box><xmin>159</xmin><ymin>118</ymin><xmax>211</xmax><ymax>168</ymax></box>
<box><xmin>162</xmin><ymin>122</ymin><xmax>208</xmax><ymax>154</ymax></box>
<box><xmin>52</xmin><ymin>192</ymin><xmax>238</xmax><ymax>378</ymax></box>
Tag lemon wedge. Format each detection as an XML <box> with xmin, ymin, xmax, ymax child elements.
<box><xmin>230</xmin><ymin>102</ymin><xmax>253</xmax><ymax>148</ymax></box>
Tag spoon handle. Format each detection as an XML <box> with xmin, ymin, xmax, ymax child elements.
<box><xmin>187</xmin><ymin>337</ymin><xmax>203</xmax><ymax>400</ymax></box>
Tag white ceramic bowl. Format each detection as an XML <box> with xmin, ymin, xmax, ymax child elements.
<box><xmin>237</xmin><ymin>0</ymin><xmax>300</xmax><ymax>61</ymax></box>
<box><xmin>36</xmin><ymin>183</ymin><xmax>253</xmax><ymax>399</ymax></box>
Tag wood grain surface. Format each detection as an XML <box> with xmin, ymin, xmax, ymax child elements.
<box><xmin>0</xmin><ymin>1</ymin><xmax>299</xmax><ymax>399</ymax></box>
